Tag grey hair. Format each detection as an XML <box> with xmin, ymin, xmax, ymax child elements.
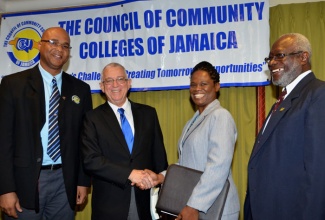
<box><xmin>101</xmin><ymin>62</ymin><xmax>127</xmax><ymax>81</ymax></box>
<box><xmin>280</xmin><ymin>33</ymin><xmax>312</xmax><ymax>63</ymax></box>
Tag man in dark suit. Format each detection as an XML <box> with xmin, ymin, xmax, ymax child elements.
<box><xmin>81</xmin><ymin>62</ymin><xmax>168</xmax><ymax>220</ymax></box>
<box><xmin>245</xmin><ymin>33</ymin><xmax>325</xmax><ymax>220</ymax></box>
<box><xmin>0</xmin><ymin>27</ymin><xmax>92</xmax><ymax>219</ymax></box>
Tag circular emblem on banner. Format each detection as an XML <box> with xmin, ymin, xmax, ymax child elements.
<box><xmin>3</xmin><ymin>22</ymin><xmax>45</xmax><ymax>68</ymax></box>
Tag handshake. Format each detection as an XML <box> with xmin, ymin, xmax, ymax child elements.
<box><xmin>128</xmin><ymin>169</ymin><xmax>165</xmax><ymax>190</ymax></box>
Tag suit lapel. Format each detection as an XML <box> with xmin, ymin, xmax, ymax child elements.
<box><xmin>181</xmin><ymin>112</ymin><xmax>202</xmax><ymax>147</ymax></box>
<box><xmin>101</xmin><ymin>103</ymin><xmax>131</xmax><ymax>154</ymax></box>
<box><xmin>180</xmin><ymin>100</ymin><xmax>219</xmax><ymax>151</ymax></box>
<box><xmin>59</xmin><ymin>72</ymin><xmax>70</xmax><ymax>114</ymax></box>
<box><xmin>27</xmin><ymin>65</ymin><xmax>46</xmax><ymax>128</ymax></box>
<box><xmin>251</xmin><ymin>102</ymin><xmax>291</xmax><ymax>159</ymax></box>
<box><xmin>130</xmin><ymin>101</ymin><xmax>141</xmax><ymax>155</ymax></box>
<box><xmin>250</xmin><ymin>72</ymin><xmax>316</xmax><ymax>160</ymax></box>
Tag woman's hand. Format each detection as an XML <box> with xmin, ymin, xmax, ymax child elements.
<box><xmin>175</xmin><ymin>206</ymin><xmax>199</xmax><ymax>220</ymax></box>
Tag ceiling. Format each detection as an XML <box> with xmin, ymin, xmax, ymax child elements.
<box><xmin>0</xmin><ymin>0</ymin><xmax>321</xmax><ymax>14</ymax></box>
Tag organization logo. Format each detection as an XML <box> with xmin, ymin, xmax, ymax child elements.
<box><xmin>3</xmin><ymin>21</ymin><xmax>45</xmax><ymax>68</ymax></box>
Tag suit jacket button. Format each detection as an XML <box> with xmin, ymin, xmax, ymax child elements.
<box><xmin>37</xmin><ymin>158</ymin><xmax>42</xmax><ymax>163</ymax></box>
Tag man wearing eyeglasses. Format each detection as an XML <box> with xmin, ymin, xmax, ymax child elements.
<box><xmin>0</xmin><ymin>27</ymin><xmax>92</xmax><ymax>219</ymax></box>
<box><xmin>245</xmin><ymin>33</ymin><xmax>325</xmax><ymax>220</ymax></box>
<box><xmin>81</xmin><ymin>62</ymin><xmax>168</xmax><ymax>220</ymax></box>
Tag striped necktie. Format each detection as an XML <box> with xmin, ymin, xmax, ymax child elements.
<box><xmin>47</xmin><ymin>78</ymin><xmax>61</xmax><ymax>161</ymax></box>
<box><xmin>118</xmin><ymin>108</ymin><xmax>134</xmax><ymax>153</ymax></box>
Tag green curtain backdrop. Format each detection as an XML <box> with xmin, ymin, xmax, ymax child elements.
<box><xmin>1</xmin><ymin>2</ymin><xmax>325</xmax><ymax>220</ymax></box>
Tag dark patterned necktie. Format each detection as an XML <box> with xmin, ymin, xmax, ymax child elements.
<box><xmin>118</xmin><ymin>108</ymin><xmax>134</xmax><ymax>153</ymax></box>
<box><xmin>272</xmin><ymin>88</ymin><xmax>287</xmax><ymax>112</ymax></box>
<box><xmin>47</xmin><ymin>78</ymin><xmax>61</xmax><ymax>161</ymax></box>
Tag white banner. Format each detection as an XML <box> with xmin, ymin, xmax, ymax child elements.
<box><xmin>0</xmin><ymin>0</ymin><xmax>270</xmax><ymax>92</ymax></box>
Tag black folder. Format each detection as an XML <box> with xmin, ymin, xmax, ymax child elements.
<box><xmin>156</xmin><ymin>164</ymin><xmax>230</xmax><ymax>220</ymax></box>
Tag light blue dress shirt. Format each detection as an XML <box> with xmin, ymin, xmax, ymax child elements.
<box><xmin>39</xmin><ymin>64</ymin><xmax>62</xmax><ymax>165</ymax></box>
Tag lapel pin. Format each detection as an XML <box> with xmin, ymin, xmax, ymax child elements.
<box><xmin>72</xmin><ymin>95</ymin><xmax>80</xmax><ymax>104</ymax></box>
<box><xmin>279</xmin><ymin>107</ymin><xmax>285</xmax><ymax>111</ymax></box>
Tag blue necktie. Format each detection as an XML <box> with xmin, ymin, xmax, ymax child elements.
<box><xmin>47</xmin><ymin>78</ymin><xmax>61</xmax><ymax>161</ymax></box>
<box><xmin>118</xmin><ymin>108</ymin><xmax>134</xmax><ymax>153</ymax></box>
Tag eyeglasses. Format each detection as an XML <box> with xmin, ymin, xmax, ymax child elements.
<box><xmin>264</xmin><ymin>51</ymin><xmax>303</xmax><ymax>63</ymax></box>
<box><xmin>102</xmin><ymin>77</ymin><xmax>129</xmax><ymax>86</ymax></box>
<box><xmin>40</xmin><ymin>39</ymin><xmax>72</xmax><ymax>50</ymax></box>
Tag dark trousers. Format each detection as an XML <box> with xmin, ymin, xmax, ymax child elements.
<box><xmin>5</xmin><ymin>168</ymin><xmax>74</xmax><ymax>220</ymax></box>
<box><xmin>127</xmin><ymin>187</ymin><xmax>140</xmax><ymax>220</ymax></box>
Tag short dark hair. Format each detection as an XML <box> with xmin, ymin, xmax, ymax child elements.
<box><xmin>191</xmin><ymin>61</ymin><xmax>220</xmax><ymax>83</ymax></box>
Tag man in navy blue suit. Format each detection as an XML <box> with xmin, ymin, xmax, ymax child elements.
<box><xmin>245</xmin><ymin>33</ymin><xmax>325</xmax><ymax>220</ymax></box>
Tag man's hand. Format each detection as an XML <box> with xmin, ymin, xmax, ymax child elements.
<box><xmin>0</xmin><ymin>192</ymin><xmax>22</xmax><ymax>218</ymax></box>
<box><xmin>76</xmin><ymin>186</ymin><xmax>89</xmax><ymax>205</ymax></box>
<box><xmin>144</xmin><ymin>169</ymin><xmax>164</xmax><ymax>186</ymax></box>
<box><xmin>175</xmin><ymin>206</ymin><xmax>199</xmax><ymax>220</ymax></box>
<box><xmin>128</xmin><ymin>169</ymin><xmax>154</xmax><ymax>190</ymax></box>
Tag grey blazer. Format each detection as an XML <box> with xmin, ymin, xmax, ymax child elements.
<box><xmin>178</xmin><ymin>99</ymin><xmax>240</xmax><ymax>219</ymax></box>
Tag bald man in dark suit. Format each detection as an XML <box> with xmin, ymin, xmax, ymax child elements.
<box><xmin>0</xmin><ymin>27</ymin><xmax>92</xmax><ymax>220</ymax></box>
<box><xmin>245</xmin><ymin>33</ymin><xmax>325</xmax><ymax>220</ymax></box>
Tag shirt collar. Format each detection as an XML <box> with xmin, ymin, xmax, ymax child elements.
<box><xmin>38</xmin><ymin>64</ymin><xmax>63</xmax><ymax>85</ymax></box>
<box><xmin>107</xmin><ymin>99</ymin><xmax>131</xmax><ymax>113</ymax></box>
<box><xmin>285</xmin><ymin>70</ymin><xmax>312</xmax><ymax>97</ymax></box>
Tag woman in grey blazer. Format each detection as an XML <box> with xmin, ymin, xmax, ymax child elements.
<box><xmin>175</xmin><ymin>61</ymin><xmax>240</xmax><ymax>220</ymax></box>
